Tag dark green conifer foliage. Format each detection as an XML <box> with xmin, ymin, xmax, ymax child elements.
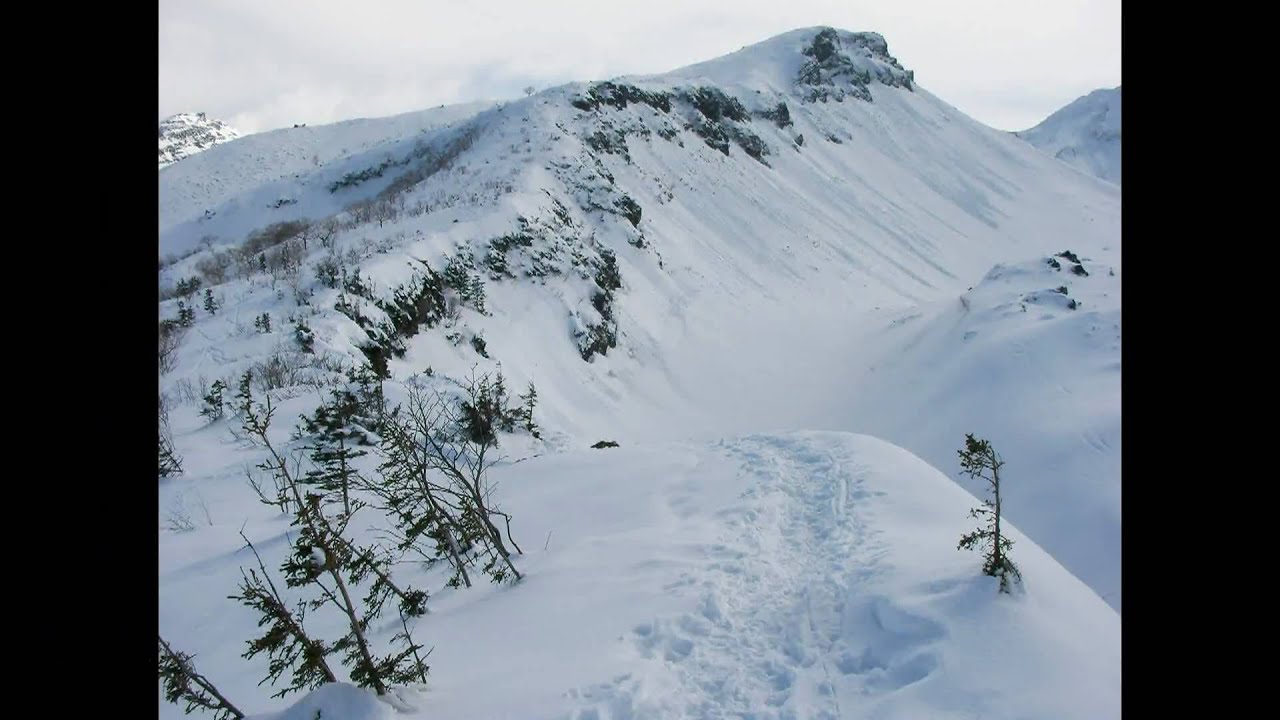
<box><xmin>236</xmin><ymin>391</ymin><xmax>429</xmax><ymax>697</ymax></box>
<box><xmin>229</xmin><ymin>531</ymin><xmax>337</xmax><ymax>699</ymax></box>
<box><xmin>203</xmin><ymin>288</ymin><xmax>220</xmax><ymax>315</ymax></box>
<box><xmin>157</xmin><ymin>635</ymin><xmax>245</xmax><ymax>719</ymax></box>
<box><xmin>177</xmin><ymin>301</ymin><xmax>196</xmax><ymax>327</ymax></box>
<box><xmin>201</xmin><ymin>380</ymin><xmax>228</xmax><ymax>422</ymax></box>
<box><xmin>518</xmin><ymin>381</ymin><xmax>540</xmax><ymax>438</ymax></box>
<box><xmin>956</xmin><ymin>434</ymin><xmax>1021</xmax><ymax>592</ymax></box>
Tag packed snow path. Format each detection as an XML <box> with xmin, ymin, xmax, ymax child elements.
<box><xmin>559</xmin><ymin>434</ymin><xmax>1117</xmax><ymax>719</ymax></box>
<box><xmin>182</xmin><ymin>432</ymin><xmax>1117</xmax><ymax>720</ymax></box>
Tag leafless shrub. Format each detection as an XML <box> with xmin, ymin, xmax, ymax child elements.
<box><xmin>252</xmin><ymin>347</ymin><xmax>305</xmax><ymax>392</ymax></box>
<box><xmin>195</xmin><ymin>251</ymin><xmax>233</xmax><ymax>285</ymax></box>
<box><xmin>160</xmin><ymin>321</ymin><xmax>186</xmax><ymax>374</ymax></box>
<box><xmin>172</xmin><ymin>376</ymin><xmax>210</xmax><ymax>406</ymax></box>
<box><xmin>159</xmin><ymin>392</ymin><xmax>184</xmax><ymax>478</ymax></box>
<box><xmin>243</xmin><ymin>220</ymin><xmax>308</xmax><ymax>257</ymax></box>
<box><xmin>164</xmin><ymin>503</ymin><xmax>197</xmax><ymax>533</ymax></box>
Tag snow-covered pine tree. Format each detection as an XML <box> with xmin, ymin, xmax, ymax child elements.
<box><xmin>956</xmin><ymin>433</ymin><xmax>1021</xmax><ymax>592</ymax></box>
<box><xmin>203</xmin><ymin>288</ymin><xmax>219</xmax><ymax>315</ymax></box>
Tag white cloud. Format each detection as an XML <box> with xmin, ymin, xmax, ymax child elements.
<box><xmin>159</xmin><ymin>0</ymin><xmax>1120</xmax><ymax>133</ymax></box>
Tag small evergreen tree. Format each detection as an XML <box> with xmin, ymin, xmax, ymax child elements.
<box><xmin>230</xmin><ymin>531</ymin><xmax>337</xmax><ymax>698</ymax></box>
<box><xmin>254</xmin><ymin>313</ymin><xmax>272</xmax><ymax>333</ymax></box>
<box><xmin>300</xmin><ymin>388</ymin><xmax>370</xmax><ymax>518</ymax></box>
<box><xmin>200</xmin><ymin>380</ymin><xmax>228</xmax><ymax>422</ymax></box>
<box><xmin>956</xmin><ymin>434</ymin><xmax>1021</xmax><ymax>592</ymax></box>
<box><xmin>177</xmin><ymin>276</ymin><xmax>203</xmax><ymax>302</ymax></box>
<box><xmin>258</xmin><ymin>253</ymin><xmax>268</xmax><ymax>274</ymax></box>
<box><xmin>203</xmin><ymin>288</ymin><xmax>220</xmax><ymax>315</ymax></box>
<box><xmin>177</xmin><ymin>301</ymin><xmax>196</xmax><ymax>328</ymax></box>
<box><xmin>233</xmin><ymin>371</ymin><xmax>256</xmax><ymax>421</ymax></box>
<box><xmin>158</xmin><ymin>635</ymin><xmax>245</xmax><ymax>719</ymax></box>
<box><xmin>518</xmin><ymin>381</ymin><xmax>540</xmax><ymax>438</ymax></box>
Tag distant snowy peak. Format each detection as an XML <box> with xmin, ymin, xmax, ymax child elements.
<box><xmin>159</xmin><ymin>112</ymin><xmax>241</xmax><ymax>169</ymax></box>
<box><xmin>632</xmin><ymin>26</ymin><xmax>912</xmax><ymax>101</ymax></box>
<box><xmin>1017</xmin><ymin>87</ymin><xmax>1120</xmax><ymax>185</ymax></box>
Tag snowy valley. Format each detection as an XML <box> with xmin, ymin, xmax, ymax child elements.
<box><xmin>159</xmin><ymin>27</ymin><xmax>1121</xmax><ymax>720</ymax></box>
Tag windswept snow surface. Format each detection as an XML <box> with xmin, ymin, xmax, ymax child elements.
<box><xmin>164</xmin><ymin>432</ymin><xmax>1120</xmax><ymax>720</ymax></box>
<box><xmin>1017</xmin><ymin>87</ymin><xmax>1120</xmax><ymax>185</ymax></box>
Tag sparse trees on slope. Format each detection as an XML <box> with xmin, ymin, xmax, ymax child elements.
<box><xmin>375</xmin><ymin>372</ymin><xmax>523</xmax><ymax>586</ymax></box>
<box><xmin>158</xmin><ymin>635</ymin><xmax>245</xmax><ymax>719</ymax></box>
<box><xmin>956</xmin><ymin>433</ymin><xmax>1021</xmax><ymax>592</ymax></box>
<box><xmin>236</xmin><ymin>388</ymin><xmax>429</xmax><ymax>695</ymax></box>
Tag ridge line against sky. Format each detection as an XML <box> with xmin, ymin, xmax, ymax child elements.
<box><xmin>159</xmin><ymin>0</ymin><xmax>1120</xmax><ymax>135</ymax></box>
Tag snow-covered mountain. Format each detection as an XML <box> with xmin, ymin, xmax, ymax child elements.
<box><xmin>159</xmin><ymin>26</ymin><xmax>1121</xmax><ymax>719</ymax></box>
<box><xmin>1016</xmin><ymin>87</ymin><xmax>1121</xmax><ymax>185</ymax></box>
<box><xmin>159</xmin><ymin>112</ymin><xmax>242</xmax><ymax>169</ymax></box>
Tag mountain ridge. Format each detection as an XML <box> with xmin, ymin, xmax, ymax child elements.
<box><xmin>1016</xmin><ymin>86</ymin><xmax>1120</xmax><ymax>184</ymax></box>
<box><xmin>158</xmin><ymin>25</ymin><xmax>1121</xmax><ymax>719</ymax></box>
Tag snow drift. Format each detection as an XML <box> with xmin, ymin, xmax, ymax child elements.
<box><xmin>164</xmin><ymin>432</ymin><xmax>1120</xmax><ymax>720</ymax></box>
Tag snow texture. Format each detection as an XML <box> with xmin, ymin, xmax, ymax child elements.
<box><xmin>1017</xmin><ymin>87</ymin><xmax>1121</xmax><ymax>185</ymax></box>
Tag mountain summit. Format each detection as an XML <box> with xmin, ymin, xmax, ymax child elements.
<box><xmin>1017</xmin><ymin>87</ymin><xmax>1120</xmax><ymax>184</ymax></box>
<box><xmin>158</xmin><ymin>112</ymin><xmax>241</xmax><ymax>169</ymax></box>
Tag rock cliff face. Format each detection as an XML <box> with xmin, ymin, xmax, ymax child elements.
<box><xmin>159</xmin><ymin>112</ymin><xmax>241</xmax><ymax>169</ymax></box>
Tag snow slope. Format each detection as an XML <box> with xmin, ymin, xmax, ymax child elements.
<box><xmin>159</xmin><ymin>25</ymin><xmax>1122</xmax><ymax>719</ymax></box>
<box><xmin>161</xmin><ymin>432</ymin><xmax>1120</xmax><ymax>720</ymax></box>
<box><xmin>158</xmin><ymin>100</ymin><xmax>493</xmax><ymax>246</ymax></box>
<box><xmin>160</xmin><ymin>112</ymin><xmax>242</xmax><ymax>169</ymax></box>
<box><xmin>1016</xmin><ymin>87</ymin><xmax>1121</xmax><ymax>185</ymax></box>
<box><xmin>159</xmin><ymin>25</ymin><xmax>1120</xmax><ymax>607</ymax></box>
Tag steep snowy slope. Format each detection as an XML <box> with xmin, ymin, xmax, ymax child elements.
<box><xmin>160</xmin><ymin>432</ymin><xmax>1120</xmax><ymax>720</ymax></box>
<box><xmin>1017</xmin><ymin>87</ymin><xmax>1121</xmax><ymax>185</ymax></box>
<box><xmin>159</xmin><ymin>28</ymin><xmax>1122</xmax><ymax>717</ymax></box>
<box><xmin>160</xmin><ymin>112</ymin><xmax>242</xmax><ymax>169</ymax></box>
<box><xmin>158</xmin><ymin>27</ymin><xmax>1120</xmax><ymax>610</ymax></box>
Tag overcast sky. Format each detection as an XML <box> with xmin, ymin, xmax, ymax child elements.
<box><xmin>159</xmin><ymin>0</ymin><xmax>1120</xmax><ymax>135</ymax></box>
